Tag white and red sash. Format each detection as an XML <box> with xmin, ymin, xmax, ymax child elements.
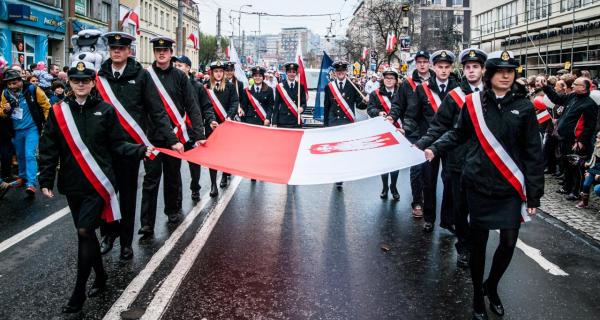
<box><xmin>537</xmin><ymin>110</ymin><xmax>551</xmax><ymax>124</ymax></box>
<box><xmin>421</xmin><ymin>82</ymin><xmax>442</xmax><ymax>112</ymax></box>
<box><xmin>96</xmin><ymin>75</ymin><xmax>158</xmax><ymax>159</ymax></box>
<box><xmin>406</xmin><ymin>77</ymin><xmax>417</xmax><ymax>91</ymax></box>
<box><xmin>327</xmin><ymin>82</ymin><xmax>355</xmax><ymax>122</ymax></box>
<box><xmin>448</xmin><ymin>87</ymin><xmax>466</xmax><ymax>109</ymax></box>
<box><xmin>54</xmin><ymin>102</ymin><xmax>121</xmax><ymax>223</ymax></box>
<box><xmin>245</xmin><ymin>88</ymin><xmax>267</xmax><ymax>122</ymax></box>
<box><xmin>465</xmin><ymin>93</ymin><xmax>531</xmax><ymax>222</ymax></box>
<box><xmin>147</xmin><ymin>67</ymin><xmax>190</xmax><ymax>143</ymax></box>
<box><xmin>206</xmin><ymin>88</ymin><xmax>228</xmax><ymax>122</ymax></box>
<box><xmin>276</xmin><ymin>83</ymin><xmax>299</xmax><ymax>118</ymax></box>
<box><xmin>375</xmin><ymin>89</ymin><xmax>400</xmax><ymax>128</ymax></box>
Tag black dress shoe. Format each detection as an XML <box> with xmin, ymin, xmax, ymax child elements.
<box><xmin>137</xmin><ymin>225</ymin><xmax>154</xmax><ymax>236</ymax></box>
<box><xmin>210</xmin><ymin>184</ymin><xmax>218</xmax><ymax>197</ymax></box>
<box><xmin>471</xmin><ymin>311</ymin><xmax>489</xmax><ymax>320</ymax></box>
<box><xmin>457</xmin><ymin>252</ymin><xmax>469</xmax><ymax>268</ymax></box>
<box><xmin>220</xmin><ymin>176</ymin><xmax>228</xmax><ymax>188</ymax></box>
<box><xmin>380</xmin><ymin>187</ymin><xmax>388</xmax><ymax>199</ymax></box>
<box><xmin>422</xmin><ymin>222</ymin><xmax>434</xmax><ymax>233</ymax></box>
<box><xmin>390</xmin><ymin>188</ymin><xmax>400</xmax><ymax>201</ymax></box>
<box><xmin>100</xmin><ymin>235</ymin><xmax>115</xmax><ymax>255</ymax></box>
<box><xmin>120</xmin><ymin>246</ymin><xmax>134</xmax><ymax>260</ymax></box>
<box><xmin>168</xmin><ymin>213</ymin><xmax>182</xmax><ymax>224</ymax></box>
<box><xmin>483</xmin><ymin>281</ymin><xmax>505</xmax><ymax>316</ymax></box>
<box><xmin>251</xmin><ymin>179</ymin><xmax>256</xmax><ymax>183</ymax></box>
<box><xmin>87</xmin><ymin>275</ymin><xmax>107</xmax><ymax>297</ymax></box>
<box><xmin>191</xmin><ymin>191</ymin><xmax>200</xmax><ymax>202</ymax></box>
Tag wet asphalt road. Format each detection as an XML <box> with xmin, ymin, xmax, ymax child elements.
<box><xmin>0</xmin><ymin>168</ymin><xmax>599</xmax><ymax>320</ymax></box>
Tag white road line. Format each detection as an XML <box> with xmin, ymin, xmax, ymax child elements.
<box><xmin>0</xmin><ymin>206</ymin><xmax>70</xmax><ymax>254</ymax></box>
<box><xmin>494</xmin><ymin>230</ymin><xmax>569</xmax><ymax>276</ymax></box>
<box><xmin>102</xmin><ymin>181</ymin><xmax>239</xmax><ymax>320</ymax></box>
<box><xmin>140</xmin><ymin>176</ymin><xmax>242</xmax><ymax>320</ymax></box>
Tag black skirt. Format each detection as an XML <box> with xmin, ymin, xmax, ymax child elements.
<box><xmin>66</xmin><ymin>193</ymin><xmax>104</xmax><ymax>230</ymax></box>
<box><xmin>466</xmin><ymin>188</ymin><xmax>522</xmax><ymax>230</ymax></box>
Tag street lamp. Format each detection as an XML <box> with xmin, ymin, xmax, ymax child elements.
<box><xmin>239</xmin><ymin>4</ymin><xmax>252</xmax><ymax>52</ymax></box>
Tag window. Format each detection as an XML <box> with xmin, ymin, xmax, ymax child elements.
<box><xmin>497</xmin><ymin>1</ymin><xmax>518</xmax><ymax>30</ymax></box>
<box><xmin>160</xmin><ymin>11</ymin><xmax>164</xmax><ymax>29</ymax></box>
<box><xmin>99</xmin><ymin>2</ymin><xmax>110</xmax><ymax>23</ymax></box>
<box><xmin>454</xmin><ymin>14</ymin><xmax>464</xmax><ymax>25</ymax></box>
<box><xmin>166</xmin><ymin>13</ymin><xmax>170</xmax><ymax>31</ymax></box>
<box><xmin>39</xmin><ymin>0</ymin><xmax>62</xmax><ymax>7</ymax></box>
<box><xmin>478</xmin><ymin>10</ymin><xmax>494</xmax><ymax>35</ymax></box>
<box><xmin>154</xmin><ymin>7</ymin><xmax>158</xmax><ymax>26</ymax></box>
<box><xmin>453</xmin><ymin>0</ymin><xmax>463</xmax><ymax>5</ymax></box>
<box><xmin>75</xmin><ymin>0</ymin><xmax>90</xmax><ymax>16</ymax></box>
<box><xmin>527</xmin><ymin>0</ymin><xmax>552</xmax><ymax>21</ymax></box>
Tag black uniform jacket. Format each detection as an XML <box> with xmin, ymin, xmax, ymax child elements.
<box><xmin>389</xmin><ymin>69</ymin><xmax>435</xmax><ymax>123</ymax></box>
<box><xmin>205</xmin><ymin>81</ymin><xmax>239</xmax><ymax>123</ymax></box>
<box><xmin>430</xmin><ymin>85</ymin><xmax>544</xmax><ymax>207</ymax></box>
<box><xmin>240</xmin><ymin>83</ymin><xmax>274</xmax><ymax>125</ymax></box>
<box><xmin>415</xmin><ymin>80</ymin><xmax>476</xmax><ymax>173</ymax></box>
<box><xmin>367</xmin><ymin>86</ymin><xmax>399</xmax><ymax>118</ymax></box>
<box><xmin>146</xmin><ymin>62</ymin><xmax>205</xmax><ymax>144</ymax></box>
<box><xmin>38</xmin><ymin>96</ymin><xmax>146</xmax><ymax>196</ymax></box>
<box><xmin>323</xmin><ymin>79</ymin><xmax>367</xmax><ymax>127</ymax></box>
<box><xmin>189</xmin><ymin>77</ymin><xmax>217</xmax><ymax>127</ymax></box>
<box><xmin>97</xmin><ymin>58</ymin><xmax>179</xmax><ymax>147</ymax></box>
<box><xmin>272</xmin><ymin>80</ymin><xmax>307</xmax><ymax>126</ymax></box>
<box><xmin>404</xmin><ymin>76</ymin><xmax>459</xmax><ymax>143</ymax></box>
<box><xmin>543</xmin><ymin>85</ymin><xmax>598</xmax><ymax>148</ymax></box>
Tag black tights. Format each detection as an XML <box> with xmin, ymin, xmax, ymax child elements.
<box><xmin>380</xmin><ymin>170</ymin><xmax>399</xmax><ymax>191</ymax></box>
<box><xmin>69</xmin><ymin>228</ymin><xmax>106</xmax><ymax>306</ymax></box>
<box><xmin>469</xmin><ymin>228</ymin><xmax>519</xmax><ymax>313</ymax></box>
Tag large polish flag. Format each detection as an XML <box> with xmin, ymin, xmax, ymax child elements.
<box><xmin>158</xmin><ymin>118</ymin><xmax>425</xmax><ymax>185</ymax></box>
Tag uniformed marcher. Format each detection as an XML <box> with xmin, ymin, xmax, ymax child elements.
<box><xmin>415</xmin><ymin>48</ymin><xmax>487</xmax><ymax>267</ymax></box>
<box><xmin>225</xmin><ymin>61</ymin><xmax>244</xmax><ymax>109</ymax></box>
<box><xmin>240</xmin><ymin>66</ymin><xmax>274</xmax><ymax>126</ymax></box>
<box><xmin>206</xmin><ymin>60</ymin><xmax>239</xmax><ymax>196</ymax></box>
<box><xmin>324</xmin><ymin>60</ymin><xmax>367</xmax><ymax>190</ymax></box>
<box><xmin>173</xmin><ymin>55</ymin><xmax>219</xmax><ymax>202</ymax></box>
<box><xmin>272</xmin><ymin>62</ymin><xmax>307</xmax><ymax>128</ymax></box>
<box><xmin>389</xmin><ymin>50</ymin><xmax>434</xmax><ymax>218</ymax></box>
<box><xmin>425</xmin><ymin>51</ymin><xmax>544</xmax><ymax>320</ymax></box>
<box><xmin>138</xmin><ymin>37</ymin><xmax>205</xmax><ymax>237</ymax></box>
<box><xmin>367</xmin><ymin>67</ymin><xmax>401</xmax><ymax>200</ymax></box>
<box><xmin>405</xmin><ymin>49</ymin><xmax>459</xmax><ymax>232</ymax></box>
<box><xmin>96</xmin><ymin>32</ymin><xmax>182</xmax><ymax>260</ymax></box>
<box><xmin>38</xmin><ymin>60</ymin><xmax>154</xmax><ymax>313</ymax></box>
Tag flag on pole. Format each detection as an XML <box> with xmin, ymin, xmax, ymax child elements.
<box><xmin>295</xmin><ymin>40</ymin><xmax>309</xmax><ymax>97</ymax></box>
<box><xmin>361</xmin><ymin>47</ymin><xmax>369</xmax><ymax>61</ymax></box>
<box><xmin>157</xmin><ymin>118</ymin><xmax>425</xmax><ymax>185</ymax></box>
<box><xmin>313</xmin><ymin>51</ymin><xmax>333</xmax><ymax>121</ymax></box>
<box><xmin>386</xmin><ymin>32</ymin><xmax>397</xmax><ymax>54</ymax></box>
<box><xmin>227</xmin><ymin>42</ymin><xmax>249</xmax><ymax>88</ymax></box>
<box><xmin>187</xmin><ymin>32</ymin><xmax>199</xmax><ymax>49</ymax></box>
<box><xmin>121</xmin><ymin>9</ymin><xmax>140</xmax><ymax>35</ymax></box>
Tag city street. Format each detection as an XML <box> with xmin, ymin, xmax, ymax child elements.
<box><xmin>1</xmin><ymin>168</ymin><xmax>599</xmax><ymax>320</ymax></box>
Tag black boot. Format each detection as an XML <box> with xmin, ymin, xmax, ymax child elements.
<box><xmin>87</xmin><ymin>273</ymin><xmax>107</xmax><ymax>297</ymax></box>
<box><xmin>390</xmin><ymin>186</ymin><xmax>400</xmax><ymax>201</ymax></box>
<box><xmin>220</xmin><ymin>174</ymin><xmax>229</xmax><ymax>188</ymax></box>
<box><xmin>210</xmin><ymin>184</ymin><xmax>218</xmax><ymax>197</ymax></box>
<box><xmin>380</xmin><ymin>187</ymin><xmax>388</xmax><ymax>199</ymax></box>
<box><xmin>99</xmin><ymin>235</ymin><xmax>115</xmax><ymax>255</ymax></box>
<box><xmin>483</xmin><ymin>281</ymin><xmax>505</xmax><ymax>316</ymax></box>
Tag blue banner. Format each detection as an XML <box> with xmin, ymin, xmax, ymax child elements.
<box><xmin>313</xmin><ymin>51</ymin><xmax>333</xmax><ymax>121</ymax></box>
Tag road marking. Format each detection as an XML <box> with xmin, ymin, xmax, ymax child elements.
<box><xmin>0</xmin><ymin>206</ymin><xmax>70</xmax><ymax>254</ymax></box>
<box><xmin>103</xmin><ymin>179</ymin><xmax>240</xmax><ymax>320</ymax></box>
<box><xmin>495</xmin><ymin>230</ymin><xmax>569</xmax><ymax>276</ymax></box>
<box><xmin>140</xmin><ymin>176</ymin><xmax>242</xmax><ymax>320</ymax></box>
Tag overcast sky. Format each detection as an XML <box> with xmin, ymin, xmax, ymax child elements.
<box><xmin>196</xmin><ymin>0</ymin><xmax>358</xmax><ymax>37</ymax></box>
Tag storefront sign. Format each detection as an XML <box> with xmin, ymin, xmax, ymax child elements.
<box><xmin>75</xmin><ymin>0</ymin><xmax>87</xmax><ymax>16</ymax></box>
<box><xmin>501</xmin><ymin>20</ymin><xmax>600</xmax><ymax>47</ymax></box>
<box><xmin>6</xmin><ymin>4</ymin><xmax>64</xmax><ymax>33</ymax></box>
<box><xmin>7</xmin><ymin>4</ymin><xmax>29</xmax><ymax>20</ymax></box>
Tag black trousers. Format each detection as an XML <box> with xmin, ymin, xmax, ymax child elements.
<box><xmin>185</xmin><ymin>143</ymin><xmax>201</xmax><ymax>193</ymax></box>
<box><xmin>422</xmin><ymin>156</ymin><xmax>453</xmax><ymax>224</ymax></box>
<box><xmin>409</xmin><ymin>163</ymin><xmax>424</xmax><ymax>206</ymax></box>
<box><xmin>451</xmin><ymin>171</ymin><xmax>469</xmax><ymax>253</ymax></box>
<box><xmin>100</xmin><ymin>157</ymin><xmax>140</xmax><ymax>248</ymax></box>
<box><xmin>440</xmin><ymin>158</ymin><xmax>454</xmax><ymax>227</ymax></box>
<box><xmin>140</xmin><ymin>153</ymin><xmax>182</xmax><ymax>229</ymax></box>
<box><xmin>0</xmin><ymin>137</ymin><xmax>12</xmax><ymax>179</ymax></box>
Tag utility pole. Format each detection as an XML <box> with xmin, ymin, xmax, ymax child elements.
<box><xmin>257</xmin><ymin>13</ymin><xmax>262</xmax><ymax>63</ymax></box>
<box><xmin>216</xmin><ymin>8</ymin><xmax>222</xmax><ymax>57</ymax></box>
<box><xmin>242</xmin><ymin>30</ymin><xmax>246</xmax><ymax>57</ymax></box>
<box><xmin>110</xmin><ymin>0</ymin><xmax>119</xmax><ymax>31</ymax></box>
<box><xmin>177</xmin><ymin>0</ymin><xmax>184</xmax><ymax>56</ymax></box>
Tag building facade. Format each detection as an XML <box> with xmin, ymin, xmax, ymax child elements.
<box><xmin>471</xmin><ymin>0</ymin><xmax>600</xmax><ymax>76</ymax></box>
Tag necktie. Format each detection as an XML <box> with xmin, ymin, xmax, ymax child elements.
<box><xmin>290</xmin><ymin>82</ymin><xmax>294</xmax><ymax>90</ymax></box>
<box><xmin>114</xmin><ymin>71</ymin><xmax>120</xmax><ymax>79</ymax></box>
<box><xmin>474</xmin><ymin>87</ymin><xmax>480</xmax><ymax>92</ymax></box>
<box><xmin>256</xmin><ymin>86</ymin><xmax>260</xmax><ymax>93</ymax></box>
<box><xmin>338</xmin><ymin>81</ymin><xmax>343</xmax><ymax>91</ymax></box>
<box><xmin>216</xmin><ymin>82</ymin><xmax>220</xmax><ymax>87</ymax></box>
<box><xmin>440</xmin><ymin>84</ymin><xmax>446</xmax><ymax>93</ymax></box>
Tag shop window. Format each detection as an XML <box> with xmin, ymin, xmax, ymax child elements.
<box><xmin>99</xmin><ymin>2</ymin><xmax>111</xmax><ymax>23</ymax></box>
<box><xmin>75</xmin><ymin>0</ymin><xmax>90</xmax><ymax>16</ymax></box>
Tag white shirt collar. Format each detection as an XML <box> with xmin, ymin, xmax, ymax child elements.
<box><xmin>436</xmin><ymin>78</ymin><xmax>449</xmax><ymax>88</ymax></box>
<box><xmin>384</xmin><ymin>87</ymin><xmax>395</xmax><ymax>95</ymax></box>
<box><xmin>111</xmin><ymin>64</ymin><xmax>126</xmax><ymax>76</ymax></box>
<box><xmin>469</xmin><ymin>82</ymin><xmax>484</xmax><ymax>92</ymax></box>
<box><xmin>287</xmin><ymin>79</ymin><xmax>296</xmax><ymax>87</ymax></box>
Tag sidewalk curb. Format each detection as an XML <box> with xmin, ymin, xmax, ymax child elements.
<box><xmin>537</xmin><ymin>210</ymin><xmax>600</xmax><ymax>252</ymax></box>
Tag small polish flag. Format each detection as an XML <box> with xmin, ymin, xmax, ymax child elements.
<box><xmin>121</xmin><ymin>9</ymin><xmax>140</xmax><ymax>35</ymax></box>
<box><xmin>157</xmin><ymin>118</ymin><xmax>424</xmax><ymax>185</ymax></box>
<box><xmin>295</xmin><ymin>40</ymin><xmax>309</xmax><ymax>97</ymax></box>
<box><xmin>361</xmin><ymin>47</ymin><xmax>368</xmax><ymax>61</ymax></box>
<box><xmin>188</xmin><ymin>32</ymin><xmax>199</xmax><ymax>49</ymax></box>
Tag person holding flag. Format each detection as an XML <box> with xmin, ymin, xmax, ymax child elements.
<box><xmin>139</xmin><ymin>37</ymin><xmax>205</xmax><ymax>237</ymax></box>
<box><xmin>323</xmin><ymin>60</ymin><xmax>367</xmax><ymax>190</ymax></box>
<box><xmin>405</xmin><ymin>50</ymin><xmax>459</xmax><ymax>233</ymax></box>
<box><xmin>424</xmin><ymin>51</ymin><xmax>543</xmax><ymax>320</ymax></box>
<box><xmin>240</xmin><ymin>66</ymin><xmax>274</xmax><ymax>126</ymax></box>
<box><xmin>272</xmin><ymin>62</ymin><xmax>307</xmax><ymax>128</ymax></box>
<box><xmin>206</xmin><ymin>60</ymin><xmax>239</xmax><ymax>195</ymax></box>
<box><xmin>38</xmin><ymin>60</ymin><xmax>154</xmax><ymax>313</ymax></box>
<box><xmin>367</xmin><ymin>68</ymin><xmax>401</xmax><ymax>200</ymax></box>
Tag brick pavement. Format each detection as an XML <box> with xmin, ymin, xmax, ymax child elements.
<box><xmin>540</xmin><ymin>174</ymin><xmax>600</xmax><ymax>243</ymax></box>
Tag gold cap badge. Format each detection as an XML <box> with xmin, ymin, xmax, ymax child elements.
<box><xmin>441</xmin><ymin>51</ymin><xmax>447</xmax><ymax>57</ymax></box>
<box><xmin>158</xmin><ymin>39</ymin><xmax>165</xmax><ymax>45</ymax></box>
<box><xmin>216</xmin><ymin>61</ymin><xmax>222</xmax><ymax>66</ymax></box>
<box><xmin>114</xmin><ymin>34</ymin><xmax>121</xmax><ymax>40</ymax></box>
<box><xmin>76</xmin><ymin>62</ymin><xmax>85</xmax><ymax>71</ymax></box>
<box><xmin>469</xmin><ymin>50</ymin><xmax>476</xmax><ymax>57</ymax></box>
<box><xmin>501</xmin><ymin>51</ymin><xmax>510</xmax><ymax>61</ymax></box>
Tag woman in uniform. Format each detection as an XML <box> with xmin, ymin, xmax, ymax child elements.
<box><xmin>205</xmin><ymin>60</ymin><xmax>239</xmax><ymax>196</ymax></box>
<box><xmin>424</xmin><ymin>51</ymin><xmax>544</xmax><ymax>320</ymax></box>
<box><xmin>240</xmin><ymin>66</ymin><xmax>274</xmax><ymax>126</ymax></box>
<box><xmin>367</xmin><ymin>68</ymin><xmax>401</xmax><ymax>200</ymax></box>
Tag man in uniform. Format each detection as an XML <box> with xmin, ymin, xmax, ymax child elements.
<box><xmin>323</xmin><ymin>60</ymin><xmax>367</xmax><ymax>190</ymax></box>
<box><xmin>173</xmin><ymin>55</ymin><xmax>218</xmax><ymax>202</ymax></box>
<box><xmin>415</xmin><ymin>48</ymin><xmax>487</xmax><ymax>267</ymax></box>
<box><xmin>405</xmin><ymin>50</ymin><xmax>459</xmax><ymax>233</ymax></box>
<box><xmin>138</xmin><ymin>37</ymin><xmax>205</xmax><ymax>237</ymax></box>
<box><xmin>96</xmin><ymin>32</ymin><xmax>183</xmax><ymax>259</ymax></box>
<box><xmin>389</xmin><ymin>50</ymin><xmax>434</xmax><ymax>218</ymax></box>
<box><xmin>272</xmin><ymin>62</ymin><xmax>307</xmax><ymax>128</ymax></box>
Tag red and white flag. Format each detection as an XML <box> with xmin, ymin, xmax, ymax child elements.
<box><xmin>295</xmin><ymin>40</ymin><xmax>309</xmax><ymax>97</ymax></box>
<box><xmin>54</xmin><ymin>102</ymin><xmax>121</xmax><ymax>222</ymax></box>
<box><xmin>533</xmin><ymin>96</ymin><xmax>551</xmax><ymax>124</ymax></box>
<box><xmin>121</xmin><ymin>9</ymin><xmax>140</xmax><ymax>35</ymax></box>
<box><xmin>187</xmin><ymin>32</ymin><xmax>199</xmax><ymax>49</ymax></box>
<box><xmin>158</xmin><ymin>118</ymin><xmax>424</xmax><ymax>185</ymax></box>
<box><xmin>361</xmin><ymin>47</ymin><xmax>369</xmax><ymax>61</ymax></box>
<box><xmin>386</xmin><ymin>32</ymin><xmax>397</xmax><ymax>53</ymax></box>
